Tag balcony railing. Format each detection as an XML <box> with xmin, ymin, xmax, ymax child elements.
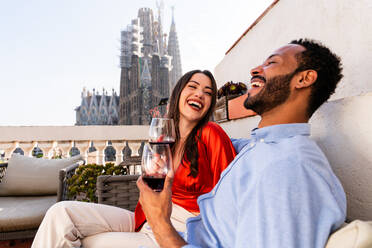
<box><xmin>0</xmin><ymin>125</ymin><xmax>149</xmax><ymax>171</ymax></box>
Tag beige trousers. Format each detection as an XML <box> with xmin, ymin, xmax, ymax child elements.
<box><xmin>31</xmin><ymin>201</ymin><xmax>195</xmax><ymax>248</ymax></box>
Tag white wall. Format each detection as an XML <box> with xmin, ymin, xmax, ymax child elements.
<box><xmin>310</xmin><ymin>93</ymin><xmax>372</xmax><ymax>221</ymax></box>
<box><xmin>215</xmin><ymin>0</ymin><xmax>372</xmax><ymax>220</ymax></box>
<box><xmin>220</xmin><ymin>116</ymin><xmax>260</xmax><ymax>139</ymax></box>
<box><xmin>214</xmin><ymin>0</ymin><xmax>372</xmax><ymax>100</ymax></box>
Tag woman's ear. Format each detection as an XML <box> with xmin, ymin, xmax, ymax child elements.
<box><xmin>295</xmin><ymin>70</ymin><xmax>318</xmax><ymax>89</ymax></box>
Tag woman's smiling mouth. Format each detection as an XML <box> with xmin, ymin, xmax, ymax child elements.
<box><xmin>187</xmin><ymin>100</ymin><xmax>203</xmax><ymax>110</ymax></box>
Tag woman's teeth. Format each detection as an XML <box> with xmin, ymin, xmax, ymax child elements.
<box><xmin>188</xmin><ymin>100</ymin><xmax>202</xmax><ymax>109</ymax></box>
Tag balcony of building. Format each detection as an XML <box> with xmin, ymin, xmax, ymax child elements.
<box><xmin>0</xmin><ymin>125</ymin><xmax>149</xmax><ymax>173</ymax></box>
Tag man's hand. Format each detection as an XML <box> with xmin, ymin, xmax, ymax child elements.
<box><xmin>137</xmin><ymin>174</ymin><xmax>173</xmax><ymax>227</ymax></box>
<box><xmin>137</xmin><ymin>173</ymin><xmax>187</xmax><ymax>248</ymax></box>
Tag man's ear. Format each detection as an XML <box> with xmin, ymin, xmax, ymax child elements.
<box><xmin>295</xmin><ymin>70</ymin><xmax>317</xmax><ymax>89</ymax></box>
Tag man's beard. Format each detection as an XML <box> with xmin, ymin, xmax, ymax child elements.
<box><xmin>244</xmin><ymin>71</ymin><xmax>297</xmax><ymax>115</ymax></box>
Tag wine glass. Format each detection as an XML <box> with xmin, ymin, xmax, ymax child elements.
<box><xmin>141</xmin><ymin>143</ymin><xmax>172</xmax><ymax>192</ymax></box>
<box><xmin>149</xmin><ymin>118</ymin><xmax>176</xmax><ymax>145</ymax></box>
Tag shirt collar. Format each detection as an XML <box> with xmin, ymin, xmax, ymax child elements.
<box><xmin>250</xmin><ymin>123</ymin><xmax>310</xmax><ymax>143</ymax></box>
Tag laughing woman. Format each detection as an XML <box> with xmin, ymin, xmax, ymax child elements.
<box><xmin>32</xmin><ymin>70</ymin><xmax>236</xmax><ymax>248</ymax></box>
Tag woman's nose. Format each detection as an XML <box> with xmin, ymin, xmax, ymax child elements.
<box><xmin>194</xmin><ymin>89</ymin><xmax>204</xmax><ymax>98</ymax></box>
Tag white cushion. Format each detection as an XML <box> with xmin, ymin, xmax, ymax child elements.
<box><xmin>0</xmin><ymin>195</ymin><xmax>57</xmax><ymax>232</ymax></box>
<box><xmin>82</xmin><ymin>232</ymin><xmax>157</xmax><ymax>248</ymax></box>
<box><xmin>326</xmin><ymin>220</ymin><xmax>372</xmax><ymax>248</ymax></box>
<box><xmin>0</xmin><ymin>154</ymin><xmax>83</xmax><ymax>196</ymax></box>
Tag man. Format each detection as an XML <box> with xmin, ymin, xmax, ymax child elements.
<box><xmin>137</xmin><ymin>38</ymin><xmax>346</xmax><ymax>248</ymax></box>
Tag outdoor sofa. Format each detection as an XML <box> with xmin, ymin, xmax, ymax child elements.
<box><xmin>0</xmin><ymin>153</ymin><xmax>84</xmax><ymax>241</ymax></box>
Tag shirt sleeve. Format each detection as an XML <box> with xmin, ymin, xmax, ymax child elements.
<box><xmin>202</xmin><ymin>123</ymin><xmax>237</xmax><ymax>185</ymax></box>
<box><xmin>234</xmin><ymin>159</ymin><xmax>344</xmax><ymax>248</ymax></box>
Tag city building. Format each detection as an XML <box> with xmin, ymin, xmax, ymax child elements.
<box><xmin>75</xmin><ymin>4</ymin><xmax>182</xmax><ymax>125</ymax></box>
<box><xmin>119</xmin><ymin>4</ymin><xmax>182</xmax><ymax>125</ymax></box>
<box><xmin>75</xmin><ymin>88</ymin><xmax>119</xmax><ymax>125</ymax></box>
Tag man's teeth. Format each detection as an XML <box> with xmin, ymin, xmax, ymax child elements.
<box><xmin>188</xmin><ymin>100</ymin><xmax>202</xmax><ymax>109</ymax></box>
<box><xmin>251</xmin><ymin>82</ymin><xmax>264</xmax><ymax>88</ymax></box>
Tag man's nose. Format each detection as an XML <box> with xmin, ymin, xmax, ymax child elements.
<box><xmin>250</xmin><ymin>65</ymin><xmax>263</xmax><ymax>76</ymax></box>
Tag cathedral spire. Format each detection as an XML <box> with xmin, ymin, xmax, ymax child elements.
<box><xmin>156</xmin><ymin>0</ymin><xmax>165</xmax><ymax>56</ymax></box>
<box><xmin>171</xmin><ymin>6</ymin><xmax>175</xmax><ymax>25</ymax></box>
<box><xmin>118</xmin><ymin>5</ymin><xmax>174</xmax><ymax>125</ymax></box>
<box><xmin>168</xmin><ymin>6</ymin><xmax>182</xmax><ymax>88</ymax></box>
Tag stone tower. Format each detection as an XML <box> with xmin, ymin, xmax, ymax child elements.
<box><xmin>167</xmin><ymin>6</ymin><xmax>182</xmax><ymax>90</ymax></box>
<box><xmin>75</xmin><ymin>4</ymin><xmax>182</xmax><ymax>126</ymax></box>
<box><xmin>118</xmin><ymin>4</ymin><xmax>181</xmax><ymax>125</ymax></box>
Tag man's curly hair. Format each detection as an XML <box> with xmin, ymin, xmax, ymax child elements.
<box><xmin>290</xmin><ymin>39</ymin><xmax>343</xmax><ymax>118</ymax></box>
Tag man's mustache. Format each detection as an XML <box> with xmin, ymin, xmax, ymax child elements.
<box><xmin>250</xmin><ymin>75</ymin><xmax>266</xmax><ymax>83</ymax></box>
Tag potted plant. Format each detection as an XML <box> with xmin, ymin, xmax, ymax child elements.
<box><xmin>67</xmin><ymin>163</ymin><xmax>128</xmax><ymax>202</ymax></box>
<box><xmin>214</xmin><ymin>81</ymin><xmax>248</xmax><ymax>122</ymax></box>
<box><xmin>217</xmin><ymin>81</ymin><xmax>247</xmax><ymax>100</ymax></box>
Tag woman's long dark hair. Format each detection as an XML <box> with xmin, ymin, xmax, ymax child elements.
<box><xmin>167</xmin><ymin>70</ymin><xmax>217</xmax><ymax>177</ymax></box>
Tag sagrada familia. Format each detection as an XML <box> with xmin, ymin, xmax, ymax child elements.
<box><xmin>75</xmin><ymin>3</ymin><xmax>182</xmax><ymax>125</ymax></box>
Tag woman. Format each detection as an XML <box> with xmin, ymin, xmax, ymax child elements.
<box><xmin>134</xmin><ymin>70</ymin><xmax>236</xmax><ymax>233</ymax></box>
<box><xmin>32</xmin><ymin>70</ymin><xmax>236</xmax><ymax>248</ymax></box>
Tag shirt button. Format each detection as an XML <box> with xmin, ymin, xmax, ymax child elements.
<box><xmin>260</xmin><ymin>138</ymin><xmax>265</xmax><ymax>143</ymax></box>
<box><xmin>250</xmin><ymin>143</ymin><xmax>254</xmax><ymax>147</ymax></box>
<box><xmin>212</xmin><ymin>189</ymin><xmax>216</xmax><ymax>195</ymax></box>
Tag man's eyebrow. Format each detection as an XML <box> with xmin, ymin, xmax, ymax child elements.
<box><xmin>266</xmin><ymin>54</ymin><xmax>280</xmax><ymax>60</ymax></box>
<box><xmin>189</xmin><ymin>80</ymin><xmax>213</xmax><ymax>90</ymax></box>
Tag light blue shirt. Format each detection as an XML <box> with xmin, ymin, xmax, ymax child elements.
<box><xmin>182</xmin><ymin>123</ymin><xmax>346</xmax><ymax>248</ymax></box>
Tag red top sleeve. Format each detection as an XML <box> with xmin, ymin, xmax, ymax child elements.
<box><xmin>134</xmin><ymin>122</ymin><xmax>236</xmax><ymax>231</ymax></box>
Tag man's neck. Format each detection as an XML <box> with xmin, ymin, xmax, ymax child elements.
<box><xmin>258</xmin><ymin>104</ymin><xmax>309</xmax><ymax>128</ymax></box>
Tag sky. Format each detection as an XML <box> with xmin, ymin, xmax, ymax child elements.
<box><xmin>0</xmin><ymin>0</ymin><xmax>272</xmax><ymax>126</ymax></box>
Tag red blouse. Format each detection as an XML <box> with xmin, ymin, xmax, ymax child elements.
<box><xmin>134</xmin><ymin>122</ymin><xmax>236</xmax><ymax>231</ymax></box>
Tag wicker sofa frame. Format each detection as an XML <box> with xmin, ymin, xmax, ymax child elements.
<box><xmin>96</xmin><ymin>175</ymin><xmax>140</xmax><ymax>211</ymax></box>
<box><xmin>57</xmin><ymin>162</ymin><xmax>81</xmax><ymax>201</ymax></box>
<box><xmin>96</xmin><ymin>156</ymin><xmax>141</xmax><ymax>211</ymax></box>
<box><xmin>0</xmin><ymin>163</ymin><xmax>7</xmax><ymax>183</ymax></box>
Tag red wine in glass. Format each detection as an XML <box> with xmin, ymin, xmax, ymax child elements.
<box><xmin>149</xmin><ymin>140</ymin><xmax>175</xmax><ymax>147</ymax></box>
<box><xmin>142</xmin><ymin>177</ymin><xmax>165</xmax><ymax>192</ymax></box>
<box><xmin>141</xmin><ymin>143</ymin><xmax>172</xmax><ymax>192</ymax></box>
